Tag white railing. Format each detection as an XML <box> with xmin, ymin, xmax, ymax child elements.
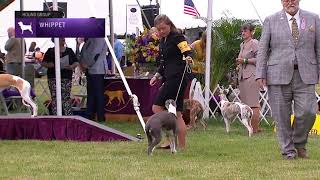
<box><xmin>189</xmin><ymin>79</ymin><xmax>273</xmax><ymax>125</ymax></box>
<box><xmin>189</xmin><ymin>79</ymin><xmax>320</xmax><ymax>126</ymax></box>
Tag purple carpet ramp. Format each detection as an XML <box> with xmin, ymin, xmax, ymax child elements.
<box><xmin>0</xmin><ymin>116</ymin><xmax>139</xmax><ymax>142</ymax></box>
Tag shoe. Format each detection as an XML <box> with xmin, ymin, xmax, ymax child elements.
<box><xmin>297</xmin><ymin>148</ymin><xmax>309</xmax><ymax>159</ymax></box>
<box><xmin>283</xmin><ymin>153</ymin><xmax>297</xmax><ymax>160</ymax></box>
<box><xmin>253</xmin><ymin>129</ymin><xmax>263</xmax><ymax>134</ymax></box>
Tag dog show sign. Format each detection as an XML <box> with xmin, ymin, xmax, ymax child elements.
<box><xmin>291</xmin><ymin>115</ymin><xmax>320</xmax><ymax>135</ymax></box>
<box><xmin>15</xmin><ymin>11</ymin><xmax>105</xmax><ymax>38</ymax></box>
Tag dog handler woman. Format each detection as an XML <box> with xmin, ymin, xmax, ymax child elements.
<box><xmin>149</xmin><ymin>14</ymin><xmax>193</xmax><ymax>149</ymax></box>
<box><xmin>236</xmin><ymin>23</ymin><xmax>261</xmax><ymax>133</ymax></box>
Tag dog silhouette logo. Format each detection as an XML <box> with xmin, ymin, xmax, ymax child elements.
<box><xmin>104</xmin><ymin>90</ymin><xmax>126</xmax><ymax>106</ymax></box>
<box><xmin>17</xmin><ymin>21</ymin><xmax>33</xmax><ymax>34</ymax></box>
<box><xmin>104</xmin><ymin>81</ymin><xmax>130</xmax><ymax>113</ymax></box>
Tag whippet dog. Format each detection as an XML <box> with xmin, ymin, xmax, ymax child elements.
<box><xmin>145</xmin><ymin>99</ymin><xmax>178</xmax><ymax>155</ymax></box>
<box><xmin>0</xmin><ymin>74</ymin><xmax>37</xmax><ymax>117</ymax></box>
<box><xmin>219</xmin><ymin>89</ymin><xmax>253</xmax><ymax>137</ymax></box>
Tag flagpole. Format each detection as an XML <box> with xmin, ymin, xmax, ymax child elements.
<box><xmin>53</xmin><ymin>0</ymin><xmax>62</xmax><ymax>116</ymax></box>
<box><xmin>20</xmin><ymin>0</ymin><xmax>25</xmax><ymax>79</ymax></box>
<box><xmin>125</xmin><ymin>4</ymin><xmax>128</xmax><ymax>67</ymax></box>
<box><xmin>109</xmin><ymin>0</ymin><xmax>115</xmax><ymax>73</ymax></box>
<box><xmin>248</xmin><ymin>0</ymin><xmax>263</xmax><ymax>25</ymax></box>
<box><xmin>204</xmin><ymin>0</ymin><xmax>213</xmax><ymax>118</ymax></box>
<box><xmin>135</xmin><ymin>0</ymin><xmax>151</xmax><ymax>29</ymax></box>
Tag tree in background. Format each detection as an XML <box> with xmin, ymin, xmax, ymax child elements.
<box><xmin>210</xmin><ymin>18</ymin><xmax>261</xmax><ymax>90</ymax></box>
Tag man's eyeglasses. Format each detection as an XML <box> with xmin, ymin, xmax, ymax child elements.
<box><xmin>282</xmin><ymin>0</ymin><xmax>298</xmax><ymax>3</ymax></box>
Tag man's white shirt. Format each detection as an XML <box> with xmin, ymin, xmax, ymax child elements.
<box><xmin>285</xmin><ymin>10</ymin><xmax>301</xmax><ymax>33</ymax></box>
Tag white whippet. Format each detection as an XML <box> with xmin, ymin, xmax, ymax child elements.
<box><xmin>219</xmin><ymin>89</ymin><xmax>253</xmax><ymax>137</ymax></box>
<box><xmin>0</xmin><ymin>74</ymin><xmax>37</xmax><ymax>117</ymax></box>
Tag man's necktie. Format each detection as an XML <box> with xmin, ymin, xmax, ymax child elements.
<box><xmin>291</xmin><ymin>17</ymin><xmax>299</xmax><ymax>45</ymax></box>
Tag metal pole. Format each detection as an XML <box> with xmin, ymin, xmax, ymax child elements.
<box><xmin>248</xmin><ymin>0</ymin><xmax>263</xmax><ymax>25</ymax></box>
<box><xmin>105</xmin><ymin>36</ymin><xmax>146</xmax><ymax>132</ymax></box>
<box><xmin>155</xmin><ymin>0</ymin><xmax>160</xmax><ymax>10</ymax></box>
<box><xmin>53</xmin><ymin>0</ymin><xmax>62</xmax><ymax>116</ymax></box>
<box><xmin>20</xmin><ymin>0</ymin><xmax>25</xmax><ymax>79</ymax></box>
<box><xmin>135</xmin><ymin>0</ymin><xmax>151</xmax><ymax>29</ymax></box>
<box><xmin>124</xmin><ymin>4</ymin><xmax>128</xmax><ymax>67</ymax></box>
<box><xmin>109</xmin><ymin>0</ymin><xmax>115</xmax><ymax>73</ymax></box>
<box><xmin>204</xmin><ymin>0</ymin><xmax>213</xmax><ymax>118</ymax></box>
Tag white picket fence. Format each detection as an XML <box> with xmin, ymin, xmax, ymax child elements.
<box><xmin>189</xmin><ymin>78</ymin><xmax>320</xmax><ymax>126</ymax></box>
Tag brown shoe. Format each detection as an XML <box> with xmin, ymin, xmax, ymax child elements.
<box><xmin>297</xmin><ymin>148</ymin><xmax>309</xmax><ymax>159</ymax></box>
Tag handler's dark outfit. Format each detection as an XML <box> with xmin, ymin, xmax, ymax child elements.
<box><xmin>154</xmin><ymin>31</ymin><xmax>192</xmax><ymax>111</ymax></box>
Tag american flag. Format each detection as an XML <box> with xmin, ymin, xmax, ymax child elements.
<box><xmin>184</xmin><ymin>0</ymin><xmax>200</xmax><ymax>17</ymax></box>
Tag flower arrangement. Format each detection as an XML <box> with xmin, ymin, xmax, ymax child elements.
<box><xmin>125</xmin><ymin>35</ymin><xmax>136</xmax><ymax>63</ymax></box>
<box><xmin>126</xmin><ymin>28</ymin><xmax>160</xmax><ymax>64</ymax></box>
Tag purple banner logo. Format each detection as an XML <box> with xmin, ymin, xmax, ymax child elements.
<box><xmin>104</xmin><ymin>81</ymin><xmax>130</xmax><ymax>113</ymax></box>
<box><xmin>15</xmin><ymin>18</ymin><xmax>105</xmax><ymax>38</ymax></box>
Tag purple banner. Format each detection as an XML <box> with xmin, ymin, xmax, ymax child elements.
<box><xmin>15</xmin><ymin>18</ymin><xmax>105</xmax><ymax>38</ymax></box>
<box><xmin>0</xmin><ymin>116</ymin><xmax>137</xmax><ymax>141</ymax></box>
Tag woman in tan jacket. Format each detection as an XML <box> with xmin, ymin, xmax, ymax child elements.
<box><xmin>236</xmin><ymin>23</ymin><xmax>261</xmax><ymax>134</ymax></box>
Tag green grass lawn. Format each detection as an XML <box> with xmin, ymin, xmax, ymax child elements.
<box><xmin>0</xmin><ymin>120</ymin><xmax>319</xmax><ymax>179</ymax></box>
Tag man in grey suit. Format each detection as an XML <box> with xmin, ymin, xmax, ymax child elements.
<box><xmin>80</xmin><ymin>38</ymin><xmax>107</xmax><ymax>122</ymax></box>
<box><xmin>256</xmin><ymin>0</ymin><xmax>320</xmax><ymax>160</ymax></box>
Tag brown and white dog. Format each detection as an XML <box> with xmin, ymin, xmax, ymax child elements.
<box><xmin>145</xmin><ymin>99</ymin><xmax>177</xmax><ymax>156</ymax></box>
<box><xmin>0</xmin><ymin>74</ymin><xmax>38</xmax><ymax>117</ymax></box>
<box><xmin>219</xmin><ymin>89</ymin><xmax>253</xmax><ymax>137</ymax></box>
<box><xmin>183</xmin><ymin>99</ymin><xmax>207</xmax><ymax>130</ymax></box>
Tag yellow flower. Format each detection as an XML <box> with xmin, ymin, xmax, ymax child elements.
<box><xmin>151</xmin><ymin>33</ymin><xmax>159</xmax><ymax>40</ymax></box>
<box><xmin>142</xmin><ymin>52</ymin><xmax>147</xmax><ymax>57</ymax></box>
